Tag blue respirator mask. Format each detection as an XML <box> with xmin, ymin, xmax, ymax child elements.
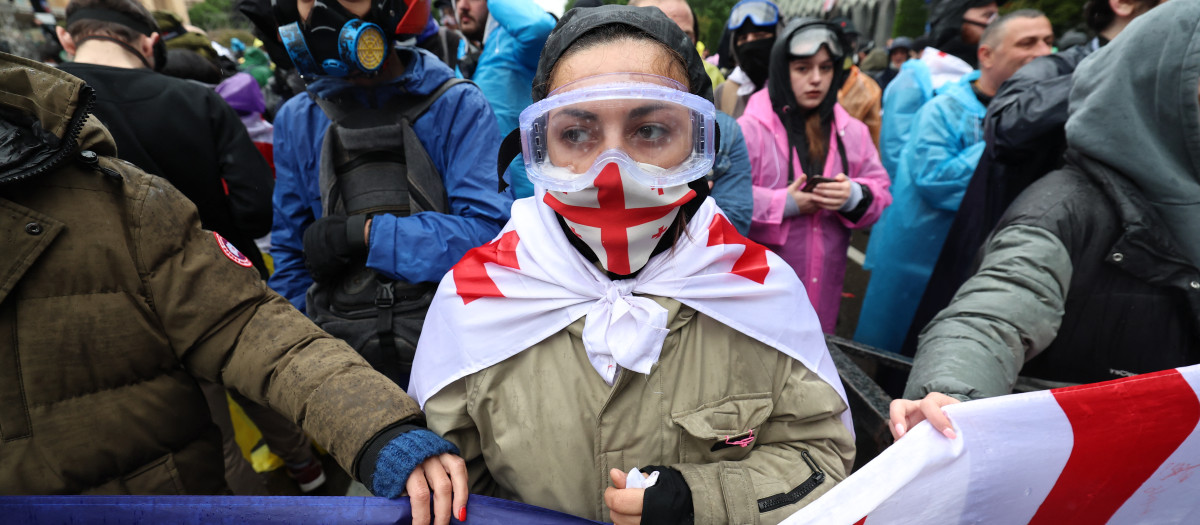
<box><xmin>272</xmin><ymin>0</ymin><xmax>429</xmax><ymax>78</ymax></box>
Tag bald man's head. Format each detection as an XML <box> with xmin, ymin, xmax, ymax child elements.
<box><xmin>630</xmin><ymin>0</ymin><xmax>698</xmax><ymax>43</ymax></box>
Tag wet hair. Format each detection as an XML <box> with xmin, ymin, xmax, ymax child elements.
<box><xmin>979</xmin><ymin>9</ymin><xmax>1045</xmax><ymax>49</ymax></box>
<box><xmin>65</xmin><ymin>0</ymin><xmax>157</xmax><ymax>45</ymax></box>
<box><xmin>544</xmin><ymin>23</ymin><xmax>690</xmax><ymax>93</ymax></box>
<box><xmin>1083</xmin><ymin>0</ymin><xmax>1158</xmax><ymax>34</ymax></box>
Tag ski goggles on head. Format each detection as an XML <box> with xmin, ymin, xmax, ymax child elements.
<box><xmin>727</xmin><ymin>0</ymin><xmax>780</xmax><ymax>30</ymax></box>
<box><xmin>519</xmin><ymin>73</ymin><xmax>717</xmax><ymax>192</ymax></box>
<box><xmin>788</xmin><ymin>24</ymin><xmax>844</xmax><ymax>59</ymax></box>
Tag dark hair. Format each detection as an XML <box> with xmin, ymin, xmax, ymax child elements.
<box><xmin>65</xmin><ymin>0</ymin><xmax>157</xmax><ymax>45</ymax></box>
<box><xmin>1083</xmin><ymin>0</ymin><xmax>1158</xmax><ymax>34</ymax></box>
<box><xmin>544</xmin><ymin>23</ymin><xmax>689</xmax><ymax>93</ymax></box>
<box><xmin>160</xmin><ymin>49</ymin><xmax>222</xmax><ymax>84</ymax></box>
<box><xmin>689</xmin><ymin>4</ymin><xmax>700</xmax><ymax>44</ymax></box>
<box><xmin>979</xmin><ymin>9</ymin><xmax>1045</xmax><ymax>48</ymax></box>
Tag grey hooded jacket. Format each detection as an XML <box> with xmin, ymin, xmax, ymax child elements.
<box><xmin>906</xmin><ymin>0</ymin><xmax>1200</xmax><ymax>401</ymax></box>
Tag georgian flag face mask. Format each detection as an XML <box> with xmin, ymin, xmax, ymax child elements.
<box><xmin>544</xmin><ymin>163</ymin><xmax>696</xmax><ymax>275</ymax></box>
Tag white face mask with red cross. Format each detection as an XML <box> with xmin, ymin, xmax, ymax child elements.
<box><xmin>542</xmin><ymin>162</ymin><xmax>697</xmax><ymax>276</ymax></box>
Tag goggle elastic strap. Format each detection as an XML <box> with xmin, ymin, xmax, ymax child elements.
<box><xmin>497</xmin><ymin>129</ymin><xmax>521</xmax><ymax>193</ymax></box>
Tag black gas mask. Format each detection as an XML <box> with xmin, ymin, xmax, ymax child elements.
<box><xmin>272</xmin><ymin>0</ymin><xmax>428</xmax><ymax>79</ymax></box>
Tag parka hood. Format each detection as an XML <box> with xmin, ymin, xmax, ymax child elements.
<box><xmin>0</xmin><ymin>52</ymin><xmax>112</xmax><ymax>185</ymax></box>
<box><xmin>1066</xmin><ymin>0</ymin><xmax>1200</xmax><ymax>267</ymax></box>
<box><xmin>530</xmin><ymin>4</ymin><xmax>713</xmax><ymax>103</ymax></box>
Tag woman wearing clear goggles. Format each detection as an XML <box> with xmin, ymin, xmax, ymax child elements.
<box><xmin>415</xmin><ymin>5</ymin><xmax>855</xmax><ymax>525</ymax></box>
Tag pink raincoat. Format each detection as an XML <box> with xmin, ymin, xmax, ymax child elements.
<box><xmin>739</xmin><ymin>89</ymin><xmax>892</xmax><ymax>333</ymax></box>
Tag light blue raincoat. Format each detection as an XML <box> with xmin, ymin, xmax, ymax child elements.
<box><xmin>878</xmin><ymin>59</ymin><xmax>935</xmax><ymax>177</ymax></box>
<box><xmin>856</xmin><ymin>71</ymin><xmax>986</xmax><ymax>352</ymax></box>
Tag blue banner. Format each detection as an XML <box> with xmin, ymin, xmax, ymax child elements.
<box><xmin>0</xmin><ymin>495</ymin><xmax>605</xmax><ymax>525</ymax></box>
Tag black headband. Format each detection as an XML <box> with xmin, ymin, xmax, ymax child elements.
<box><xmin>66</xmin><ymin>8</ymin><xmax>156</xmax><ymax>36</ymax></box>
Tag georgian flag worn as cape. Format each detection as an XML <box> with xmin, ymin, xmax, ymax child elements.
<box><xmin>784</xmin><ymin>365</ymin><xmax>1200</xmax><ymax>525</ymax></box>
<box><xmin>408</xmin><ymin>196</ymin><xmax>852</xmax><ymax>434</ymax></box>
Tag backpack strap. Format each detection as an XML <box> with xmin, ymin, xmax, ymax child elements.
<box><xmin>398</xmin><ymin>77</ymin><xmax>473</xmax><ymax>124</ymax></box>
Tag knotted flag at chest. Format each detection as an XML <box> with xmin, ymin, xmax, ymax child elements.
<box><xmin>408</xmin><ymin>196</ymin><xmax>852</xmax><ymax>434</ymax></box>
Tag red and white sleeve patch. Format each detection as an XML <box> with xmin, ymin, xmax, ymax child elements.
<box><xmin>213</xmin><ymin>232</ymin><xmax>254</xmax><ymax>268</ymax></box>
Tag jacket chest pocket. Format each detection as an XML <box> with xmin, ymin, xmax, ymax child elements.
<box><xmin>671</xmin><ymin>392</ymin><xmax>773</xmax><ymax>464</ymax></box>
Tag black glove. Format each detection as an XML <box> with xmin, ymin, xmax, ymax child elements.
<box><xmin>642</xmin><ymin>465</ymin><xmax>694</xmax><ymax>525</ymax></box>
<box><xmin>302</xmin><ymin>214</ymin><xmax>368</xmax><ymax>282</ymax></box>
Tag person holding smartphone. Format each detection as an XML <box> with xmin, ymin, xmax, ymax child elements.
<box><xmin>739</xmin><ymin>18</ymin><xmax>891</xmax><ymax>333</ymax></box>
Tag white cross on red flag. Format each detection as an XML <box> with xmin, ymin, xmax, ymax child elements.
<box><xmin>783</xmin><ymin>365</ymin><xmax>1200</xmax><ymax>524</ymax></box>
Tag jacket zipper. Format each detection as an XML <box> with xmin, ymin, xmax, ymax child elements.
<box><xmin>756</xmin><ymin>449</ymin><xmax>827</xmax><ymax>513</ymax></box>
<box><xmin>0</xmin><ymin>85</ymin><xmax>96</xmax><ymax>186</ymax></box>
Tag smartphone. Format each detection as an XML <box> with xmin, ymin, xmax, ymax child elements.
<box><xmin>801</xmin><ymin>176</ymin><xmax>837</xmax><ymax>193</ymax></box>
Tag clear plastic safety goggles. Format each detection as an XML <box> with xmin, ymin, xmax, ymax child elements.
<box><xmin>519</xmin><ymin>73</ymin><xmax>717</xmax><ymax>192</ymax></box>
<box><xmin>727</xmin><ymin>0</ymin><xmax>780</xmax><ymax>30</ymax></box>
<box><xmin>788</xmin><ymin>24</ymin><xmax>844</xmax><ymax>58</ymax></box>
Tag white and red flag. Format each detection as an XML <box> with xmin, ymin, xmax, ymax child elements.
<box><xmin>784</xmin><ymin>366</ymin><xmax>1200</xmax><ymax>525</ymax></box>
<box><xmin>408</xmin><ymin>196</ymin><xmax>852</xmax><ymax>433</ymax></box>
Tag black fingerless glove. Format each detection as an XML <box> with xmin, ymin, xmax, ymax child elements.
<box><xmin>642</xmin><ymin>465</ymin><xmax>694</xmax><ymax>525</ymax></box>
<box><xmin>302</xmin><ymin>214</ymin><xmax>368</xmax><ymax>282</ymax></box>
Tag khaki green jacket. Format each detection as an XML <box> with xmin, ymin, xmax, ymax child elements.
<box><xmin>426</xmin><ymin>296</ymin><xmax>854</xmax><ymax>524</ymax></box>
<box><xmin>0</xmin><ymin>53</ymin><xmax>421</xmax><ymax>494</ymax></box>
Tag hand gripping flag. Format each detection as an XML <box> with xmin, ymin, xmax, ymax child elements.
<box><xmin>408</xmin><ymin>196</ymin><xmax>852</xmax><ymax>434</ymax></box>
<box><xmin>783</xmin><ymin>365</ymin><xmax>1200</xmax><ymax>525</ymax></box>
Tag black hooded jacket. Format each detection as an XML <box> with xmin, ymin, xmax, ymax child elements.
<box><xmin>927</xmin><ymin>0</ymin><xmax>997</xmax><ymax>68</ymax></box>
<box><xmin>902</xmin><ymin>43</ymin><xmax>1096</xmax><ymax>356</ymax></box>
<box><xmin>765</xmin><ymin>19</ymin><xmax>848</xmax><ymax>180</ymax></box>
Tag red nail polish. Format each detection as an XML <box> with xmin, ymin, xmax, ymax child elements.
<box><xmin>457</xmin><ymin>507</ymin><xmax>467</xmax><ymax>522</ymax></box>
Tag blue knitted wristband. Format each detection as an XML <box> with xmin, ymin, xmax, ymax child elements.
<box><xmin>371</xmin><ymin>428</ymin><xmax>461</xmax><ymax>498</ymax></box>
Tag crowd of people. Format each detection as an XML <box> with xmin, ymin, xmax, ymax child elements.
<box><xmin>0</xmin><ymin>0</ymin><xmax>1196</xmax><ymax>523</ymax></box>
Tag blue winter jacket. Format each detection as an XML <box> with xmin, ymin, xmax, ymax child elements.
<box><xmin>268</xmin><ymin>48</ymin><xmax>512</xmax><ymax>311</ymax></box>
<box><xmin>712</xmin><ymin>111</ymin><xmax>753</xmax><ymax>235</ymax></box>
<box><xmin>856</xmin><ymin>71</ymin><xmax>985</xmax><ymax>352</ymax></box>
<box><xmin>878</xmin><ymin>59</ymin><xmax>935</xmax><ymax>178</ymax></box>
<box><xmin>457</xmin><ymin>0</ymin><xmax>555</xmax><ymax>199</ymax></box>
